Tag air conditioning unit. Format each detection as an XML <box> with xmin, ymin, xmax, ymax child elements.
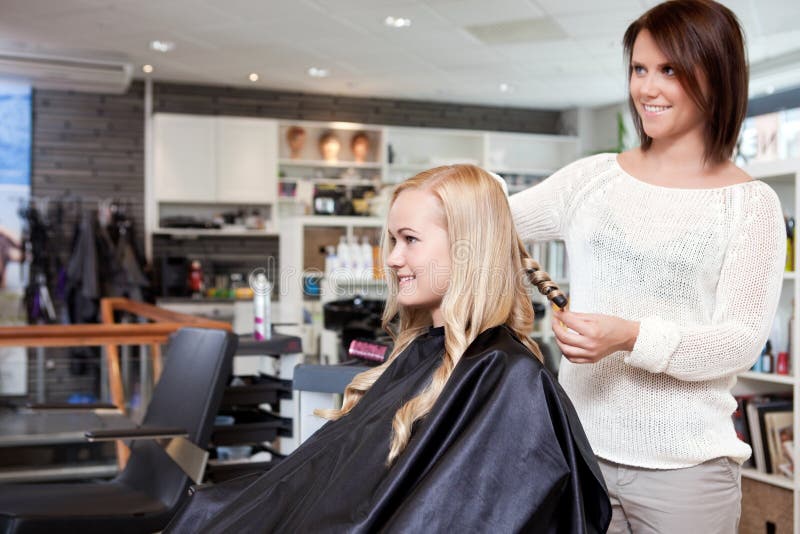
<box><xmin>0</xmin><ymin>51</ymin><xmax>133</xmax><ymax>94</ymax></box>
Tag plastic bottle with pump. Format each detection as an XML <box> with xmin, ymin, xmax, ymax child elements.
<box><xmin>761</xmin><ymin>340</ymin><xmax>774</xmax><ymax>373</ymax></box>
<box><xmin>360</xmin><ymin>236</ymin><xmax>373</xmax><ymax>280</ymax></box>
<box><xmin>324</xmin><ymin>245</ymin><xmax>338</xmax><ymax>279</ymax></box>
<box><xmin>348</xmin><ymin>236</ymin><xmax>362</xmax><ymax>278</ymax></box>
<box><xmin>336</xmin><ymin>235</ymin><xmax>350</xmax><ymax>279</ymax></box>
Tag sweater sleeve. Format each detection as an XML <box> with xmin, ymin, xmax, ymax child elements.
<box><xmin>625</xmin><ymin>185</ymin><xmax>786</xmax><ymax>381</ymax></box>
<box><xmin>509</xmin><ymin>155</ymin><xmax>598</xmax><ymax>242</ymax></box>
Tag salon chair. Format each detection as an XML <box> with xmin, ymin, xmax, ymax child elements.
<box><xmin>0</xmin><ymin>327</ymin><xmax>237</xmax><ymax>534</ymax></box>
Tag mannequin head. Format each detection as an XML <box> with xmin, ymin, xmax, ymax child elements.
<box><xmin>286</xmin><ymin>126</ymin><xmax>306</xmax><ymax>159</ymax></box>
<box><xmin>350</xmin><ymin>132</ymin><xmax>371</xmax><ymax>163</ymax></box>
<box><xmin>318</xmin><ymin>131</ymin><xmax>341</xmax><ymax>162</ymax></box>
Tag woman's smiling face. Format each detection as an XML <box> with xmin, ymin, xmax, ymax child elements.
<box><xmin>386</xmin><ymin>188</ymin><xmax>451</xmax><ymax>326</ymax></box>
<box><xmin>629</xmin><ymin>29</ymin><xmax>706</xmax><ymax>146</ymax></box>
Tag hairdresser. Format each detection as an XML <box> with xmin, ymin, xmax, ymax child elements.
<box><xmin>509</xmin><ymin>1</ymin><xmax>784</xmax><ymax>532</ymax></box>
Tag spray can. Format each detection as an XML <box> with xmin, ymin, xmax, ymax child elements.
<box><xmin>252</xmin><ymin>272</ymin><xmax>272</xmax><ymax>341</ymax></box>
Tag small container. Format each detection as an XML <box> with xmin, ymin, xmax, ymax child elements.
<box><xmin>761</xmin><ymin>341</ymin><xmax>774</xmax><ymax>373</ymax></box>
<box><xmin>776</xmin><ymin>351</ymin><xmax>790</xmax><ymax>375</ymax></box>
<box><xmin>188</xmin><ymin>260</ymin><xmax>204</xmax><ymax>295</ymax></box>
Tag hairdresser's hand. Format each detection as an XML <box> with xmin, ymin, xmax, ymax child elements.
<box><xmin>551</xmin><ymin>309</ymin><xmax>640</xmax><ymax>364</ymax></box>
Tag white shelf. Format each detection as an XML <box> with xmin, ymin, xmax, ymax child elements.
<box><xmin>295</xmin><ymin>216</ymin><xmax>384</xmax><ymax>227</ymax></box>
<box><xmin>279</xmin><ymin>159</ymin><xmax>381</xmax><ymax>169</ymax></box>
<box><xmin>784</xmin><ymin>271</ymin><xmax>796</xmax><ymax>280</ymax></box>
<box><xmin>153</xmin><ymin>228</ymin><xmax>279</xmax><ymax>237</ymax></box>
<box><xmin>279</xmin><ymin>177</ymin><xmax>378</xmax><ymax>187</ymax></box>
<box><xmin>738</xmin><ymin>371</ymin><xmax>795</xmax><ymax>385</ymax></box>
<box><xmin>157</xmin><ymin>198</ymin><xmax>274</xmax><ymax>206</ymax></box>
<box><xmin>745</xmin><ymin>158</ymin><xmax>800</xmax><ymax>181</ymax></box>
<box><xmin>741</xmin><ymin>467</ymin><xmax>795</xmax><ymax>490</ymax></box>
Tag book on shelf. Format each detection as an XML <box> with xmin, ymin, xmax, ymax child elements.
<box><xmin>764</xmin><ymin>411</ymin><xmax>793</xmax><ymax>477</ymax></box>
<box><xmin>736</xmin><ymin>394</ymin><xmax>792</xmax><ymax>477</ymax></box>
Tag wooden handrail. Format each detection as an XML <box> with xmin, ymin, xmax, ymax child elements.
<box><xmin>0</xmin><ymin>305</ymin><xmax>230</xmax><ymax>348</ymax></box>
<box><xmin>0</xmin><ymin>298</ymin><xmax>232</xmax><ymax>469</ymax></box>
<box><xmin>0</xmin><ymin>323</ymin><xmax>204</xmax><ymax>347</ymax></box>
<box><xmin>100</xmin><ymin>297</ymin><xmax>229</xmax><ymax>327</ymax></box>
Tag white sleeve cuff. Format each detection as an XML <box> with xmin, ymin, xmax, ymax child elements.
<box><xmin>625</xmin><ymin>316</ymin><xmax>682</xmax><ymax>374</ymax></box>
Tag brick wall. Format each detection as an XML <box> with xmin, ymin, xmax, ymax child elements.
<box><xmin>153</xmin><ymin>82</ymin><xmax>564</xmax><ymax>133</ymax></box>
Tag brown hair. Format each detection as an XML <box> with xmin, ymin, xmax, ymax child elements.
<box><xmin>623</xmin><ymin>0</ymin><xmax>748</xmax><ymax>164</ymax></box>
<box><xmin>350</xmin><ymin>131</ymin><xmax>369</xmax><ymax>149</ymax></box>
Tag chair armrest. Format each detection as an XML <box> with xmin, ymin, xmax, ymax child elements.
<box><xmin>87</xmin><ymin>426</ymin><xmax>208</xmax><ymax>484</ymax></box>
<box><xmin>27</xmin><ymin>402</ymin><xmax>120</xmax><ymax>413</ymax></box>
<box><xmin>85</xmin><ymin>426</ymin><xmax>189</xmax><ymax>442</ymax></box>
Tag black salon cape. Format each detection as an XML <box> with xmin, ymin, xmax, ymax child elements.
<box><xmin>167</xmin><ymin>325</ymin><xmax>611</xmax><ymax>533</ymax></box>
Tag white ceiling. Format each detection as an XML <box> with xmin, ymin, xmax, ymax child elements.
<box><xmin>0</xmin><ymin>0</ymin><xmax>799</xmax><ymax>109</ymax></box>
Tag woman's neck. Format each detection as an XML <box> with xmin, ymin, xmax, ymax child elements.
<box><xmin>431</xmin><ymin>308</ymin><xmax>444</xmax><ymax>328</ymax></box>
<box><xmin>646</xmin><ymin>129</ymin><xmax>711</xmax><ymax>176</ymax></box>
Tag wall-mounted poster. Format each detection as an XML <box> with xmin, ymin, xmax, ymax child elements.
<box><xmin>0</xmin><ymin>81</ymin><xmax>31</xmax><ymax>396</ymax></box>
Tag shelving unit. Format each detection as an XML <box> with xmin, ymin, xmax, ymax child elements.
<box><xmin>147</xmin><ymin>111</ymin><xmax>581</xmax><ymax>362</ymax></box>
<box><xmin>278</xmin><ymin>215</ymin><xmax>384</xmax><ymax>359</ymax></box>
<box><xmin>147</xmin><ymin>113</ymin><xmax>281</xmax><ymax>250</ymax></box>
<box><xmin>730</xmin><ymin>158</ymin><xmax>800</xmax><ymax>530</ymax></box>
<box><xmin>276</xmin><ymin>121</ymin><xmax>383</xmax><ymax>217</ymax></box>
<box><xmin>204</xmin><ymin>333</ymin><xmax>303</xmax><ymax>483</ymax></box>
<box><xmin>148</xmin><ymin>114</ymin><xmax>580</xmax><ymax>249</ymax></box>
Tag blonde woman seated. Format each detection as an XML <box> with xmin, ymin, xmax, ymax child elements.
<box><xmin>167</xmin><ymin>165</ymin><xmax>611</xmax><ymax>533</ymax></box>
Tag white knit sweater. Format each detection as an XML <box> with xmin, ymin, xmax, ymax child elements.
<box><xmin>510</xmin><ymin>153</ymin><xmax>786</xmax><ymax>469</ymax></box>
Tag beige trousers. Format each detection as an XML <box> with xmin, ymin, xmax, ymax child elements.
<box><xmin>598</xmin><ymin>457</ymin><xmax>741</xmax><ymax>534</ymax></box>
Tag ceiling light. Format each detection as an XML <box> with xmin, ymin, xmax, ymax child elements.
<box><xmin>248</xmin><ymin>72</ymin><xmax>259</xmax><ymax>82</ymax></box>
<box><xmin>499</xmin><ymin>83</ymin><xmax>513</xmax><ymax>93</ymax></box>
<box><xmin>308</xmin><ymin>67</ymin><xmax>330</xmax><ymax>78</ymax></box>
<box><xmin>765</xmin><ymin>85</ymin><xmax>776</xmax><ymax>95</ymax></box>
<box><xmin>142</xmin><ymin>64</ymin><xmax>154</xmax><ymax>74</ymax></box>
<box><xmin>149</xmin><ymin>40</ymin><xmax>175</xmax><ymax>53</ymax></box>
<box><xmin>384</xmin><ymin>16</ymin><xmax>411</xmax><ymax>28</ymax></box>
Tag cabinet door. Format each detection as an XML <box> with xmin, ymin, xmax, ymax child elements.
<box><xmin>216</xmin><ymin>117</ymin><xmax>278</xmax><ymax>204</ymax></box>
<box><xmin>153</xmin><ymin>114</ymin><xmax>216</xmax><ymax>202</ymax></box>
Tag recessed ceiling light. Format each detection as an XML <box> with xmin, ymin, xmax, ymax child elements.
<box><xmin>142</xmin><ymin>64</ymin><xmax>154</xmax><ymax>74</ymax></box>
<box><xmin>499</xmin><ymin>83</ymin><xmax>513</xmax><ymax>93</ymax></box>
<box><xmin>248</xmin><ymin>73</ymin><xmax>259</xmax><ymax>82</ymax></box>
<box><xmin>308</xmin><ymin>67</ymin><xmax>330</xmax><ymax>78</ymax></box>
<box><xmin>766</xmin><ymin>85</ymin><xmax>776</xmax><ymax>95</ymax></box>
<box><xmin>149</xmin><ymin>40</ymin><xmax>175</xmax><ymax>53</ymax></box>
<box><xmin>384</xmin><ymin>16</ymin><xmax>411</xmax><ymax>28</ymax></box>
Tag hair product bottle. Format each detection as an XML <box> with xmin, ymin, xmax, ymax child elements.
<box><xmin>761</xmin><ymin>340</ymin><xmax>774</xmax><ymax>373</ymax></box>
<box><xmin>253</xmin><ymin>272</ymin><xmax>272</xmax><ymax>341</ymax></box>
